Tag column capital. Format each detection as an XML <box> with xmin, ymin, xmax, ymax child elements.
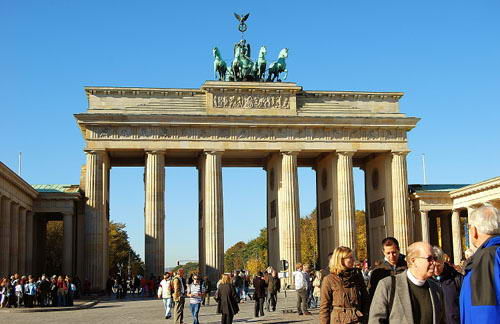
<box><xmin>336</xmin><ymin>150</ymin><xmax>356</xmax><ymax>157</ymax></box>
<box><xmin>145</xmin><ymin>150</ymin><xmax>166</xmax><ymax>155</ymax></box>
<box><xmin>280</xmin><ymin>151</ymin><xmax>299</xmax><ymax>156</ymax></box>
<box><xmin>204</xmin><ymin>150</ymin><xmax>224</xmax><ymax>156</ymax></box>
<box><xmin>420</xmin><ymin>209</ymin><xmax>430</xmax><ymax>214</ymax></box>
<box><xmin>84</xmin><ymin>149</ymin><xmax>106</xmax><ymax>155</ymax></box>
<box><xmin>391</xmin><ymin>150</ymin><xmax>410</xmax><ymax>156</ymax></box>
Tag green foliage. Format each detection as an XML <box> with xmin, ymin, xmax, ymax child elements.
<box><xmin>108</xmin><ymin>221</ymin><xmax>144</xmax><ymax>276</ymax></box>
<box><xmin>224</xmin><ymin>241</ymin><xmax>247</xmax><ymax>272</ymax></box>
<box><xmin>172</xmin><ymin>262</ymin><xmax>199</xmax><ymax>276</ymax></box>
<box><xmin>224</xmin><ymin>228</ymin><xmax>267</xmax><ymax>273</ymax></box>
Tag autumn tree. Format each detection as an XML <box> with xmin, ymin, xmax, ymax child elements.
<box><xmin>355</xmin><ymin>210</ymin><xmax>367</xmax><ymax>261</ymax></box>
<box><xmin>45</xmin><ymin>221</ymin><xmax>63</xmax><ymax>275</ymax></box>
<box><xmin>224</xmin><ymin>241</ymin><xmax>247</xmax><ymax>272</ymax></box>
<box><xmin>301</xmin><ymin>210</ymin><xmax>318</xmax><ymax>268</ymax></box>
<box><xmin>108</xmin><ymin>221</ymin><xmax>144</xmax><ymax>276</ymax></box>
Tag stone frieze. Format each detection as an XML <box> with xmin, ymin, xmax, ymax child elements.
<box><xmin>212</xmin><ymin>93</ymin><xmax>290</xmax><ymax>109</ymax></box>
<box><xmin>87</xmin><ymin>126</ymin><xmax>407</xmax><ymax>142</ymax></box>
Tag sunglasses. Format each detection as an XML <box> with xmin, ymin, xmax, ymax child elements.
<box><xmin>414</xmin><ymin>256</ymin><xmax>437</xmax><ymax>262</ymax></box>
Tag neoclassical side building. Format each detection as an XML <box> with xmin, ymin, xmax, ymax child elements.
<box><xmin>0</xmin><ymin>162</ymin><xmax>83</xmax><ymax>277</ymax></box>
<box><xmin>74</xmin><ymin>81</ymin><xmax>419</xmax><ymax>289</ymax></box>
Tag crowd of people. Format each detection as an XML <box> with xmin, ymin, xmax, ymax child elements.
<box><xmin>0</xmin><ymin>274</ymin><xmax>80</xmax><ymax>308</ymax></box>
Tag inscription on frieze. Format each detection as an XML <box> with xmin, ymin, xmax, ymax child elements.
<box><xmin>212</xmin><ymin>93</ymin><xmax>290</xmax><ymax>109</ymax></box>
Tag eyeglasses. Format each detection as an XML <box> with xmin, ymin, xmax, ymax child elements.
<box><xmin>414</xmin><ymin>256</ymin><xmax>437</xmax><ymax>262</ymax></box>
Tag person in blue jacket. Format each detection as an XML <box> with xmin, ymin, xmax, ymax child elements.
<box><xmin>459</xmin><ymin>204</ymin><xmax>500</xmax><ymax>324</ymax></box>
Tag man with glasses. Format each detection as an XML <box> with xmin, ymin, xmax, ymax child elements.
<box><xmin>187</xmin><ymin>274</ymin><xmax>205</xmax><ymax>324</ymax></box>
<box><xmin>459</xmin><ymin>204</ymin><xmax>500</xmax><ymax>324</ymax></box>
<box><xmin>369</xmin><ymin>241</ymin><xmax>444</xmax><ymax>324</ymax></box>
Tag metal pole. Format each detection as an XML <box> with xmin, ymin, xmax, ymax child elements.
<box><xmin>422</xmin><ymin>154</ymin><xmax>427</xmax><ymax>184</ymax></box>
<box><xmin>18</xmin><ymin>152</ymin><xmax>22</xmax><ymax>176</ymax></box>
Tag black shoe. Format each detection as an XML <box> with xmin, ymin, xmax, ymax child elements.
<box><xmin>298</xmin><ymin>313</ymin><xmax>303</xmax><ymax>316</ymax></box>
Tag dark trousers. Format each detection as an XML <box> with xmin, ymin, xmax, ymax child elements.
<box><xmin>174</xmin><ymin>297</ymin><xmax>185</xmax><ymax>324</ymax></box>
<box><xmin>254</xmin><ymin>297</ymin><xmax>265</xmax><ymax>317</ymax></box>
<box><xmin>266</xmin><ymin>292</ymin><xmax>277</xmax><ymax>311</ymax></box>
<box><xmin>296</xmin><ymin>288</ymin><xmax>308</xmax><ymax>314</ymax></box>
<box><xmin>221</xmin><ymin>313</ymin><xmax>234</xmax><ymax>324</ymax></box>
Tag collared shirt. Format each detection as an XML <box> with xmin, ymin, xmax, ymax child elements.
<box><xmin>407</xmin><ymin>269</ymin><xmax>427</xmax><ymax>287</ymax></box>
<box><xmin>294</xmin><ymin>270</ymin><xmax>307</xmax><ymax>290</ymax></box>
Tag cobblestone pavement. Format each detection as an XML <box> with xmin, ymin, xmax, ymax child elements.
<box><xmin>0</xmin><ymin>292</ymin><xmax>319</xmax><ymax>323</ymax></box>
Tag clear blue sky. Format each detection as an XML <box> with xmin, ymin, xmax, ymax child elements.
<box><xmin>1</xmin><ymin>1</ymin><xmax>499</xmax><ymax>267</ymax></box>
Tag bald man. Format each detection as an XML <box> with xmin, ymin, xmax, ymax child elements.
<box><xmin>369</xmin><ymin>242</ymin><xmax>444</xmax><ymax>324</ymax></box>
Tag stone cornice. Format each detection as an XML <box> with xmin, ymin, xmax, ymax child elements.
<box><xmin>0</xmin><ymin>162</ymin><xmax>38</xmax><ymax>199</ymax></box>
<box><xmin>74</xmin><ymin>113</ymin><xmax>419</xmax><ymax>129</ymax></box>
<box><xmin>85</xmin><ymin>87</ymin><xmax>203</xmax><ymax>98</ymax></box>
<box><xmin>450</xmin><ymin>176</ymin><xmax>500</xmax><ymax>199</ymax></box>
<box><xmin>299</xmin><ymin>90</ymin><xmax>404</xmax><ymax>102</ymax></box>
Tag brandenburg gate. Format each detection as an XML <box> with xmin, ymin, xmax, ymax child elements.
<box><xmin>75</xmin><ymin>81</ymin><xmax>419</xmax><ymax>289</ymax></box>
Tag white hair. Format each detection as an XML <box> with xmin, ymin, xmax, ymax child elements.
<box><xmin>432</xmin><ymin>246</ymin><xmax>445</xmax><ymax>262</ymax></box>
<box><xmin>469</xmin><ymin>204</ymin><xmax>500</xmax><ymax>235</ymax></box>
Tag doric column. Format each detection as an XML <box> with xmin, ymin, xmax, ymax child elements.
<box><xmin>452</xmin><ymin>209</ymin><xmax>463</xmax><ymax>265</ymax></box>
<box><xmin>25</xmin><ymin>211</ymin><xmax>33</xmax><ymax>274</ymax></box>
<box><xmin>84</xmin><ymin>150</ymin><xmax>105</xmax><ymax>290</ymax></box>
<box><xmin>0</xmin><ymin>196</ymin><xmax>11</xmax><ymax>275</ymax></box>
<box><xmin>391</xmin><ymin>151</ymin><xmax>410</xmax><ymax>254</ymax></box>
<box><xmin>336</xmin><ymin>151</ymin><xmax>356</xmax><ymax>252</ymax></box>
<box><xmin>63</xmin><ymin>212</ymin><xmax>74</xmax><ymax>275</ymax></box>
<box><xmin>278</xmin><ymin>152</ymin><xmax>300</xmax><ymax>282</ymax></box>
<box><xmin>466</xmin><ymin>207</ymin><xmax>475</xmax><ymax>250</ymax></box>
<box><xmin>10</xmin><ymin>203</ymin><xmax>19</xmax><ymax>273</ymax></box>
<box><xmin>420</xmin><ymin>210</ymin><xmax>430</xmax><ymax>243</ymax></box>
<box><xmin>18</xmin><ymin>207</ymin><xmax>27</xmax><ymax>274</ymax></box>
<box><xmin>203</xmin><ymin>151</ymin><xmax>224</xmax><ymax>282</ymax></box>
<box><xmin>144</xmin><ymin>151</ymin><xmax>165</xmax><ymax>277</ymax></box>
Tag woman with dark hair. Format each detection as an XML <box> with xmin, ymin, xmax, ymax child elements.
<box><xmin>215</xmin><ymin>274</ymin><xmax>239</xmax><ymax>324</ymax></box>
<box><xmin>320</xmin><ymin>246</ymin><xmax>369</xmax><ymax>324</ymax></box>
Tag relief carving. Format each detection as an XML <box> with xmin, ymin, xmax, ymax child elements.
<box><xmin>213</xmin><ymin>93</ymin><xmax>290</xmax><ymax>109</ymax></box>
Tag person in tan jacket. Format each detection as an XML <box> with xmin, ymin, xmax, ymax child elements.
<box><xmin>320</xmin><ymin>246</ymin><xmax>370</xmax><ymax>324</ymax></box>
<box><xmin>172</xmin><ymin>268</ymin><xmax>186</xmax><ymax>324</ymax></box>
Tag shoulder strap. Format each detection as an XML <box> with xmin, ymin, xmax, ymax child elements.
<box><xmin>388</xmin><ymin>275</ymin><xmax>396</xmax><ymax>317</ymax></box>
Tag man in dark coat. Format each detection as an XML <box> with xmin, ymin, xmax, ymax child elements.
<box><xmin>368</xmin><ymin>237</ymin><xmax>407</xmax><ymax>300</ymax></box>
<box><xmin>266</xmin><ymin>270</ymin><xmax>281</xmax><ymax>312</ymax></box>
<box><xmin>430</xmin><ymin>246</ymin><xmax>463</xmax><ymax>324</ymax></box>
<box><xmin>252</xmin><ymin>271</ymin><xmax>267</xmax><ymax>317</ymax></box>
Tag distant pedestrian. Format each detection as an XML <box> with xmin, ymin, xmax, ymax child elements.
<box><xmin>312</xmin><ymin>271</ymin><xmax>322</xmax><ymax>308</ymax></box>
<box><xmin>460</xmin><ymin>204</ymin><xmax>500</xmax><ymax>324</ymax></box>
<box><xmin>158</xmin><ymin>272</ymin><xmax>173</xmax><ymax>319</ymax></box>
<box><xmin>252</xmin><ymin>271</ymin><xmax>267</xmax><ymax>317</ymax></box>
<box><xmin>202</xmin><ymin>276</ymin><xmax>212</xmax><ymax>306</ymax></box>
<box><xmin>172</xmin><ymin>269</ymin><xmax>186</xmax><ymax>324</ymax></box>
<box><xmin>187</xmin><ymin>274</ymin><xmax>205</xmax><ymax>324</ymax></box>
<box><xmin>215</xmin><ymin>274</ymin><xmax>240</xmax><ymax>324</ymax></box>
<box><xmin>266</xmin><ymin>270</ymin><xmax>280</xmax><ymax>312</ymax></box>
<box><xmin>294</xmin><ymin>263</ymin><xmax>311</xmax><ymax>316</ymax></box>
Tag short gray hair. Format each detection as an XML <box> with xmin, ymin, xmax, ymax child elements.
<box><xmin>469</xmin><ymin>204</ymin><xmax>500</xmax><ymax>235</ymax></box>
<box><xmin>432</xmin><ymin>246</ymin><xmax>445</xmax><ymax>262</ymax></box>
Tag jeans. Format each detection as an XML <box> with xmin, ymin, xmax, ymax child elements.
<box><xmin>189</xmin><ymin>303</ymin><xmax>201</xmax><ymax>324</ymax></box>
<box><xmin>266</xmin><ymin>292</ymin><xmax>277</xmax><ymax>311</ymax></box>
<box><xmin>162</xmin><ymin>298</ymin><xmax>172</xmax><ymax>317</ymax></box>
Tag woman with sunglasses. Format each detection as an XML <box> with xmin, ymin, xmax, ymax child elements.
<box><xmin>187</xmin><ymin>274</ymin><xmax>205</xmax><ymax>324</ymax></box>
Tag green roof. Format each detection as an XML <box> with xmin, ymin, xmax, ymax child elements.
<box><xmin>408</xmin><ymin>184</ymin><xmax>469</xmax><ymax>193</ymax></box>
<box><xmin>31</xmin><ymin>184</ymin><xmax>79</xmax><ymax>193</ymax></box>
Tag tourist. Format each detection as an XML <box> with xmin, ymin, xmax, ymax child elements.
<box><xmin>172</xmin><ymin>268</ymin><xmax>186</xmax><ymax>324</ymax></box>
<box><xmin>303</xmin><ymin>264</ymin><xmax>313</xmax><ymax>308</ymax></box>
<box><xmin>24</xmin><ymin>277</ymin><xmax>36</xmax><ymax>308</ymax></box>
<box><xmin>15</xmin><ymin>280</ymin><xmax>23</xmax><ymax>307</ymax></box>
<box><xmin>266</xmin><ymin>269</ymin><xmax>280</xmax><ymax>312</ymax></box>
<box><xmin>430</xmin><ymin>246</ymin><xmax>462</xmax><ymax>324</ymax></box>
<box><xmin>320</xmin><ymin>246</ymin><xmax>369</xmax><ymax>324</ymax></box>
<box><xmin>187</xmin><ymin>274</ymin><xmax>205</xmax><ymax>324</ymax></box>
<box><xmin>293</xmin><ymin>263</ymin><xmax>311</xmax><ymax>315</ymax></box>
<box><xmin>252</xmin><ymin>271</ymin><xmax>267</xmax><ymax>317</ymax></box>
<box><xmin>202</xmin><ymin>275</ymin><xmax>212</xmax><ymax>306</ymax></box>
<box><xmin>459</xmin><ymin>204</ymin><xmax>500</xmax><ymax>324</ymax></box>
<box><xmin>158</xmin><ymin>272</ymin><xmax>173</xmax><ymax>319</ymax></box>
<box><xmin>368</xmin><ymin>237</ymin><xmax>407</xmax><ymax>299</ymax></box>
<box><xmin>215</xmin><ymin>274</ymin><xmax>240</xmax><ymax>324</ymax></box>
<box><xmin>243</xmin><ymin>273</ymin><xmax>250</xmax><ymax>301</ymax></box>
<box><xmin>0</xmin><ymin>278</ymin><xmax>8</xmax><ymax>308</ymax></box>
<box><xmin>312</xmin><ymin>270</ymin><xmax>322</xmax><ymax>308</ymax></box>
<box><xmin>56</xmin><ymin>275</ymin><xmax>67</xmax><ymax>306</ymax></box>
<box><xmin>369</xmin><ymin>241</ymin><xmax>443</xmax><ymax>324</ymax></box>
<box><xmin>232</xmin><ymin>270</ymin><xmax>243</xmax><ymax>300</ymax></box>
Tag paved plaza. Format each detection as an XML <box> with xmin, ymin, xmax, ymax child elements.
<box><xmin>0</xmin><ymin>291</ymin><xmax>319</xmax><ymax>323</ymax></box>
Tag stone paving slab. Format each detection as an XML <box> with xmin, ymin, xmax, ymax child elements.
<box><xmin>0</xmin><ymin>291</ymin><xmax>319</xmax><ymax>323</ymax></box>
